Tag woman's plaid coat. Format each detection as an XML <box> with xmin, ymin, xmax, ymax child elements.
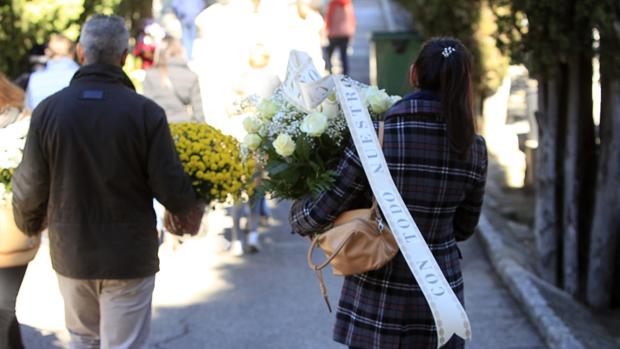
<box><xmin>290</xmin><ymin>92</ymin><xmax>488</xmax><ymax>349</ymax></box>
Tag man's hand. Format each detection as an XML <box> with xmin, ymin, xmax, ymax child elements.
<box><xmin>164</xmin><ymin>202</ymin><xmax>206</xmax><ymax>236</ymax></box>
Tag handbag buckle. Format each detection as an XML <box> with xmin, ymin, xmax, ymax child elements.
<box><xmin>376</xmin><ymin>217</ymin><xmax>385</xmax><ymax>233</ymax></box>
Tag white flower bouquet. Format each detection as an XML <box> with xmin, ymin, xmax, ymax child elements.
<box><xmin>240</xmin><ymin>80</ymin><xmax>400</xmax><ymax>200</ymax></box>
<box><xmin>0</xmin><ymin>118</ymin><xmax>29</xmax><ymax>203</ymax></box>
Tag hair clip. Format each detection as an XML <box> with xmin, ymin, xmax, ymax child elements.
<box><xmin>442</xmin><ymin>46</ymin><xmax>456</xmax><ymax>58</ymax></box>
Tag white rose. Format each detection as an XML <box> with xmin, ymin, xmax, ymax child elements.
<box><xmin>390</xmin><ymin>95</ymin><xmax>402</xmax><ymax>105</ymax></box>
<box><xmin>365</xmin><ymin>87</ymin><xmax>393</xmax><ymax>114</ymax></box>
<box><xmin>272</xmin><ymin>134</ymin><xmax>296</xmax><ymax>157</ymax></box>
<box><xmin>300</xmin><ymin>112</ymin><xmax>328</xmax><ymax>137</ymax></box>
<box><xmin>242</xmin><ymin>116</ymin><xmax>261</xmax><ymax>134</ymax></box>
<box><xmin>243</xmin><ymin>134</ymin><xmax>262</xmax><ymax>151</ymax></box>
<box><xmin>0</xmin><ymin>148</ymin><xmax>22</xmax><ymax>169</ymax></box>
<box><xmin>257</xmin><ymin>99</ymin><xmax>279</xmax><ymax>120</ymax></box>
<box><xmin>360</xmin><ymin>86</ymin><xmax>374</xmax><ymax>105</ymax></box>
<box><xmin>321</xmin><ymin>100</ymin><xmax>339</xmax><ymax>120</ymax></box>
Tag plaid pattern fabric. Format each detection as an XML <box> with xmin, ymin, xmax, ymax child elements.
<box><xmin>289</xmin><ymin>93</ymin><xmax>488</xmax><ymax>349</ymax></box>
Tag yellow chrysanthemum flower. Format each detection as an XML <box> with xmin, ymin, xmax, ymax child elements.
<box><xmin>170</xmin><ymin>123</ymin><xmax>255</xmax><ymax>203</ymax></box>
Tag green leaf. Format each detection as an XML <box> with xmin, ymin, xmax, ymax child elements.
<box><xmin>266</xmin><ymin>162</ymin><xmax>289</xmax><ymax>176</ymax></box>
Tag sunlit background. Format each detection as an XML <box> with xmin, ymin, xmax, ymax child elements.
<box><xmin>1</xmin><ymin>0</ymin><xmax>618</xmax><ymax>347</ymax></box>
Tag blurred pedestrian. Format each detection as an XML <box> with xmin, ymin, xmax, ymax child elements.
<box><xmin>0</xmin><ymin>73</ymin><xmax>39</xmax><ymax>349</ymax></box>
<box><xmin>288</xmin><ymin>0</ymin><xmax>326</xmax><ymax>70</ymax></box>
<box><xmin>12</xmin><ymin>15</ymin><xmax>202</xmax><ymax>348</ymax></box>
<box><xmin>229</xmin><ymin>40</ymin><xmax>280</xmax><ymax>256</ymax></box>
<box><xmin>143</xmin><ymin>37</ymin><xmax>204</xmax><ymax>123</ymax></box>
<box><xmin>25</xmin><ymin>34</ymin><xmax>79</xmax><ymax>110</ymax></box>
<box><xmin>324</xmin><ymin>0</ymin><xmax>355</xmax><ymax>75</ymax></box>
<box><xmin>133</xmin><ymin>21</ymin><xmax>163</xmax><ymax>70</ymax></box>
<box><xmin>290</xmin><ymin>37</ymin><xmax>488</xmax><ymax>349</ymax></box>
<box><xmin>230</xmin><ymin>196</ymin><xmax>261</xmax><ymax>256</ymax></box>
<box><xmin>13</xmin><ymin>45</ymin><xmax>47</xmax><ymax>92</ymax></box>
<box><xmin>171</xmin><ymin>0</ymin><xmax>205</xmax><ymax>60</ymax></box>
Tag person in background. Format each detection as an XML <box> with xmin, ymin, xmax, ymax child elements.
<box><xmin>13</xmin><ymin>44</ymin><xmax>48</xmax><ymax>92</ymax></box>
<box><xmin>0</xmin><ymin>73</ymin><xmax>38</xmax><ymax>349</ymax></box>
<box><xmin>133</xmin><ymin>21</ymin><xmax>161</xmax><ymax>70</ymax></box>
<box><xmin>171</xmin><ymin>0</ymin><xmax>206</xmax><ymax>60</ymax></box>
<box><xmin>229</xmin><ymin>42</ymin><xmax>277</xmax><ymax>256</ymax></box>
<box><xmin>25</xmin><ymin>34</ymin><xmax>79</xmax><ymax>110</ymax></box>
<box><xmin>12</xmin><ymin>15</ymin><xmax>202</xmax><ymax>348</ymax></box>
<box><xmin>289</xmin><ymin>0</ymin><xmax>326</xmax><ymax>70</ymax></box>
<box><xmin>143</xmin><ymin>37</ymin><xmax>204</xmax><ymax>123</ymax></box>
<box><xmin>290</xmin><ymin>37</ymin><xmax>488</xmax><ymax>349</ymax></box>
<box><xmin>324</xmin><ymin>0</ymin><xmax>355</xmax><ymax>75</ymax></box>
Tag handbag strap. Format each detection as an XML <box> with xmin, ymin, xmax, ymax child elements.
<box><xmin>307</xmin><ymin>231</ymin><xmax>357</xmax><ymax>313</ymax></box>
<box><xmin>307</xmin><ymin>232</ymin><xmax>356</xmax><ymax>271</ymax></box>
<box><xmin>308</xmin><ymin>234</ymin><xmax>352</xmax><ymax>313</ymax></box>
<box><xmin>314</xmin><ymin>269</ymin><xmax>333</xmax><ymax>312</ymax></box>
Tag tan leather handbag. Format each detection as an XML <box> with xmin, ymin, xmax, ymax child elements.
<box><xmin>306</xmin><ymin>122</ymin><xmax>399</xmax><ymax>311</ymax></box>
<box><xmin>0</xmin><ymin>201</ymin><xmax>41</xmax><ymax>267</ymax></box>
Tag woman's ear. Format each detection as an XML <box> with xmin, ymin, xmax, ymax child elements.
<box><xmin>409</xmin><ymin>64</ymin><xmax>418</xmax><ymax>88</ymax></box>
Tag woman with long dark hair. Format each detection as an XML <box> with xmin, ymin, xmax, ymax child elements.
<box><xmin>290</xmin><ymin>37</ymin><xmax>488</xmax><ymax>349</ymax></box>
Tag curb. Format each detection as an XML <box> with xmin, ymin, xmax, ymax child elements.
<box><xmin>478</xmin><ymin>214</ymin><xmax>593</xmax><ymax>349</ymax></box>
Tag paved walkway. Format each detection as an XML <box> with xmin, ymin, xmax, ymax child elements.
<box><xmin>20</xmin><ymin>201</ymin><xmax>546</xmax><ymax>348</ymax></box>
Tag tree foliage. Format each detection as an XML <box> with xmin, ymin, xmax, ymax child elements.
<box><xmin>395</xmin><ymin>0</ymin><xmax>509</xmax><ymax>97</ymax></box>
<box><xmin>490</xmin><ymin>0</ymin><xmax>598</xmax><ymax>78</ymax></box>
<box><xmin>0</xmin><ymin>0</ymin><xmax>151</xmax><ymax>78</ymax></box>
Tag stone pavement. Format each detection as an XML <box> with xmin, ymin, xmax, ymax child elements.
<box><xmin>19</xmin><ymin>200</ymin><xmax>547</xmax><ymax>348</ymax></box>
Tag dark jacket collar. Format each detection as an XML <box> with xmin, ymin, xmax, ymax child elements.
<box><xmin>71</xmin><ymin>64</ymin><xmax>136</xmax><ymax>91</ymax></box>
<box><xmin>404</xmin><ymin>89</ymin><xmax>440</xmax><ymax>101</ymax></box>
<box><xmin>384</xmin><ymin>89</ymin><xmax>442</xmax><ymax>119</ymax></box>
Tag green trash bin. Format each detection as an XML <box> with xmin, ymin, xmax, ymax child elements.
<box><xmin>370</xmin><ymin>31</ymin><xmax>421</xmax><ymax>97</ymax></box>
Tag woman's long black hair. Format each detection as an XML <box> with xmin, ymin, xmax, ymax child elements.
<box><xmin>413</xmin><ymin>37</ymin><xmax>475</xmax><ymax>157</ymax></box>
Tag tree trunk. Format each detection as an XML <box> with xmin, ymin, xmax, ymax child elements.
<box><xmin>534</xmin><ymin>75</ymin><xmax>565</xmax><ymax>285</ymax></box>
<box><xmin>586</xmin><ymin>63</ymin><xmax>620</xmax><ymax>308</ymax></box>
<box><xmin>562</xmin><ymin>55</ymin><xmax>595</xmax><ymax>297</ymax></box>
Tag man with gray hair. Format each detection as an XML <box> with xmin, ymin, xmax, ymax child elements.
<box><xmin>12</xmin><ymin>15</ymin><xmax>202</xmax><ymax>348</ymax></box>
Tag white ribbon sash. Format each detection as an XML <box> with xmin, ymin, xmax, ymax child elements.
<box><xmin>282</xmin><ymin>51</ymin><xmax>471</xmax><ymax>348</ymax></box>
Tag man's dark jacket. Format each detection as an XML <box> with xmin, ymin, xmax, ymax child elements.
<box><xmin>12</xmin><ymin>64</ymin><xmax>197</xmax><ymax>279</ymax></box>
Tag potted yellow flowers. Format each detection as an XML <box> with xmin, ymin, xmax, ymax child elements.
<box><xmin>170</xmin><ymin>123</ymin><xmax>256</xmax><ymax>204</ymax></box>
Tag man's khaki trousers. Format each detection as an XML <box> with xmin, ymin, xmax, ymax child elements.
<box><xmin>57</xmin><ymin>274</ymin><xmax>156</xmax><ymax>349</ymax></box>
